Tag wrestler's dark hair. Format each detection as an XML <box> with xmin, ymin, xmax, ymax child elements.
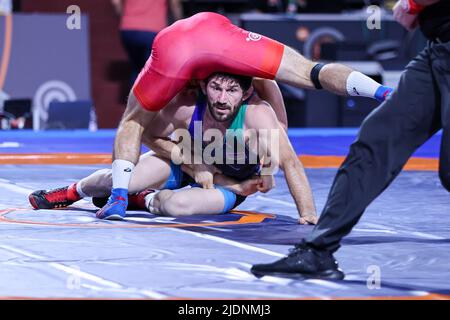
<box><xmin>206</xmin><ymin>72</ymin><xmax>253</xmax><ymax>92</ymax></box>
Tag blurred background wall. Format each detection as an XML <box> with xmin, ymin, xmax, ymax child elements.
<box><xmin>0</xmin><ymin>0</ymin><xmax>428</xmax><ymax>129</ymax></box>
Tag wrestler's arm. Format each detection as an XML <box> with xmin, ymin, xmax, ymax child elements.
<box><xmin>143</xmin><ymin>135</ymin><xmax>183</xmax><ymax>164</ymax></box>
<box><xmin>110</xmin><ymin>92</ymin><xmax>157</xmax><ymax>197</ymax></box>
<box><xmin>113</xmin><ymin>93</ymin><xmax>155</xmax><ymax>164</ymax></box>
<box><xmin>175</xmin><ymin>162</ymin><xmax>258</xmax><ymax>195</ymax></box>
<box><xmin>145</xmin><ymin>134</ymin><xmax>258</xmax><ymax>193</ymax></box>
<box><xmin>139</xmin><ymin>104</ymin><xmax>218</xmax><ymax>187</ymax></box>
<box><xmin>144</xmin><ymin>135</ymin><xmax>199</xmax><ymax>180</ymax></box>
<box><xmin>142</xmin><ymin>118</ymin><xmax>259</xmax><ymax>193</ymax></box>
<box><xmin>142</xmin><ymin>115</ymin><xmax>216</xmax><ymax>189</ymax></box>
<box><xmin>212</xmin><ymin>174</ymin><xmax>261</xmax><ymax>196</ymax></box>
<box><xmin>169</xmin><ymin>0</ymin><xmax>184</xmax><ymax>21</ymax></box>
<box><xmin>111</xmin><ymin>0</ymin><xmax>122</xmax><ymax>15</ymax></box>
<box><xmin>252</xmin><ymin>78</ymin><xmax>288</xmax><ymax>130</ymax></box>
<box><xmin>246</xmin><ymin>103</ymin><xmax>280</xmax><ymax>194</ymax></box>
<box><xmin>247</xmin><ymin>103</ymin><xmax>317</xmax><ymax>224</ymax></box>
<box><xmin>143</xmin><ymin>122</ymin><xmax>209</xmax><ymax>182</ymax></box>
<box><xmin>278</xmin><ymin>126</ymin><xmax>317</xmax><ymax>225</ymax></box>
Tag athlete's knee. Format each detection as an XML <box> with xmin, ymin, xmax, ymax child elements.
<box><xmin>128</xmin><ymin>184</ymin><xmax>141</xmax><ymax>195</ymax></box>
<box><xmin>97</xmin><ymin>168</ymin><xmax>113</xmax><ymax>187</ymax></box>
<box><xmin>80</xmin><ymin>169</ymin><xmax>112</xmax><ymax>196</ymax></box>
<box><xmin>95</xmin><ymin>168</ymin><xmax>112</xmax><ymax>179</ymax></box>
<box><xmin>161</xmin><ymin>193</ymin><xmax>195</xmax><ymax>216</ymax></box>
<box><xmin>128</xmin><ymin>175</ymin><xmax>145</xmax><ymax>194</ymax></box>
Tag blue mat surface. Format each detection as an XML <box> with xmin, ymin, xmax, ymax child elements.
<box><xmin>0</xmin><ymin>164</ymin><xmax>449</xmax><ymax>298</ymax></box>
<box><xmin>0</xmin><ymin>129</ymin><xmax>442</xmax><ymax>157</ymax></box>
<box><xmin>0</xmin><ymin>128</ymin><xmax>448</xmax><ymax>299</ymax></box>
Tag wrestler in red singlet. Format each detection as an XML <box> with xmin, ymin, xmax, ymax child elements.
<box><xmin>132</xmin><ymin>12</ymin><xmax>285</xmax><ymax>111</ymax></box>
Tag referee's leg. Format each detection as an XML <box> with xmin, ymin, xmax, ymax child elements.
<box><xmin>432</xmin><ymin>41</ymin><xmax>450</xmax><ymax>191</ymax></box>
<box><xmin>306</xmin><ymin>45</ymin><xmax>442</xmax><ymax>252</ymax></box>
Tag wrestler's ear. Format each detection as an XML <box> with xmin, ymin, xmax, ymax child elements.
<box><xmin>242</xmin><ymin>86</ymin><xmax>254</xmax><ymax>101</ymax></box>
<box><xmin>200</xmin><ymin>81</ymin><xmax>207</xmax><ymax>95</ymax></box>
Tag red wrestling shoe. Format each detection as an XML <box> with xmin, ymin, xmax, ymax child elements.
<box><xmin>29</xmin><ymin>183</ymin><xmax>81</xmax><ymax>209</ymax></box>
<box><xmin>129</xmin><ymin>189</ymin><xmax>154</xmax><ymax>210</ymax></box>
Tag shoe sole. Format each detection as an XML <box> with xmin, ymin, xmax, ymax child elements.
<box><xmin>251</xmin><ymin>269</ymin><xmax>345</xmax><ymax>281</ymax></box>
<box><xmin>102</xmin><ymin>214</ymin><xmax>125</xmax><ymax>221</ymax></box>
<box><xmin>93</xmin><ymin>197</ymin><xmax>148</xmax><ymax>211</ymax></box>
<box><xmin>29</xmin><ymin>195</ymin><xmax>39</xmax><ymax>209</ymax></box>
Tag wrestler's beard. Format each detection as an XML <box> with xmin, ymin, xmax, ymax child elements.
<box><xmin>207</xmin><ymin>100</ymin><xmax>242</xmax><ymax>122</ymax></box>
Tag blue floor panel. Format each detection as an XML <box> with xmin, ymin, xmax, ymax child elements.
<box><xmin>0</xmin><ymin>165</ymin><xmax>449</xmax><ymax>299</ymax></box>
<box><xmin>0</xmin><ymin>129</ymin><xmax>448</xmax><ymax>299</ymax></box>
<box><xmin>0</xmin><ymin>129</ymin><xmax>443</xmax><ymax>157</ymax></box>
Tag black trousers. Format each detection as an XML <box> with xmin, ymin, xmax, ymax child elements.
<box><xmin>120</xmin><ymin>30</ymin><xmax>158</xmax><ymax>86</ymax></box>
<box><xmin>306</xmin><ymin>39</ymin><xmax>450</xmax><ymax>252</ymax></box>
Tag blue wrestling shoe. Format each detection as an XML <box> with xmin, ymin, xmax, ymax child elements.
<box><xmin>96</xmin><ymin>188</ymin><xmax>128</xmax><ymax>220</ymax></box>
<box><xmin>375</xmin><ymin>85</ymin><xmax>393</xmax><ymax>102</ymax></box>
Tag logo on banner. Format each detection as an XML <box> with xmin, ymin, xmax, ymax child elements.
<box><xmin>246</xmin><ymin>32</ymin><xmax>262</xmax><ymax>42</ymax></box>
<box><xmin>33</xmin><ymin>80</ymin><xmax>77</xmax><ymax>122</ymax></box>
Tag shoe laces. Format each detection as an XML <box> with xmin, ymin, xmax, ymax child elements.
<box><xmin>288</xmin><ymin>242</ymin><xmax>312</xmax><ymax>257</ymax></box>
<box><xmin>45</xmin><ymin>187</ymin><xmax>69</xmax><ymax>206</ymax></box>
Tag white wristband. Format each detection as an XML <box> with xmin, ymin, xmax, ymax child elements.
<box><xmin>112</xmin><ymin>159</ymin><xmax>135</xmax><ymax>190</ymax></box>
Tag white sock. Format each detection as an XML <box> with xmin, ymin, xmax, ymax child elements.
<box><xmin>346</xmin><ymin>71</ymin><xmax>382</xmax><ymax>98</ymax></box>
<box><xmin>145</xmin><ymin>191</ymin><xmax>159</xmax><ymax>213</ymax></box>
<box><xmin>76</xmin><ymin>183</ymin><xmax>88</xmax><ymax>198</ymax></box>
<box><xmin>112</xmin><ymin>159</ymin><xmax>135</xmax><ymax>190</ymax></box>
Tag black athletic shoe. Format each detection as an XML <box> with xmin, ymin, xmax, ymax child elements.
<box><xmin>250</xmin><ymin>240</ymin><xmax>345</xmax><ymax>280</ymax></box>
<box><xmin>92</xmin><ymin>196</ymin><xmax>108</xmax><ymax>209</ymax></box>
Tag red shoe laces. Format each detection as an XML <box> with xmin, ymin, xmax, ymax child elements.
<box><xmin>45</xmin><ymin>187</ymin><xmax>69</xmax><ymax>203</ymax></box>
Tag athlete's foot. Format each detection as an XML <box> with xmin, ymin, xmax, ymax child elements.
<box><xmin>93</xmin><ymin>189</ymin><xmax>155</xmax><ymax>211</ymax></box>
<box><xmin>375</xmin><ymin>85</ymin><xmax>393</xmax><ymax>102</ymax></box>
<box><xmin>96</xmin><ymin>188</ymin><xmax>128</xmax><ymax>220</ymax></box>
<box><xmin>250</xmin><ymin>240</ymin><xmax>345</xmax><ymax>280</ymax></box>
<box><xmin>28</xmin><ymin>183</ymin><xmax>81</xmax><ymax>209</ymax></box>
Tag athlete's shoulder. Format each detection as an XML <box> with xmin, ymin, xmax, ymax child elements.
<box><xmin>245</xmin><ymin>100</ymin><xmax>278</xmax><ymax>130</ymax></box>
<box><xmin>158</xmin><ymin>92</ymin><xmax>196</xmax><ymax>128</ymax></box>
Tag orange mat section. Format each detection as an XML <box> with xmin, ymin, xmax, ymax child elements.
<box><xmin>0</xmin><ymin>153</ymin><xmax>112</xmax><ymax>164</ymax></box>
<box><xmin>299</xmin><ymin>155</ymin><xmax>439</xmax><ymax>171</ymax></box>
<box><xmin>0</xmin><ymin>153</ymin><xmax>439</xmax><ymax>171</ymax></box>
